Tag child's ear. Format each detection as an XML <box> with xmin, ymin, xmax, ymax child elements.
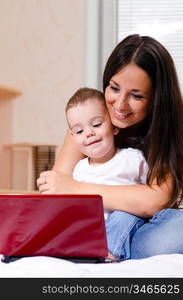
<box><xmin>113</xmin><ymin>126</ymin><xmax>119</xmax><ymax>135</ymax></box>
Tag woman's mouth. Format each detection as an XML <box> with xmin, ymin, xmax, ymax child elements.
<box><xmin>113</xmin><ymin>107</ymin><xmax>132</xmax><ymax>120</ymax></box>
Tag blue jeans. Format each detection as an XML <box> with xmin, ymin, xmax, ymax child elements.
<box><xmin>105</xmin><ymin>208</ymin><xmax>183</xmax><ymax>260</ymax></box>
<box><xmin>131</xmin><ymin>208</ymin><xmax>183</xmax><ymax>259</ymax></box>
<box><xmin>105</xmin><ymin>210</ymin><xmax>146</xmax><ymax>259</ymax></box>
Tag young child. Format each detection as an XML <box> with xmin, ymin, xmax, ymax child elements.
<box><xmin>65</xmin><ymin>87</ymin><xmax>148</xmax><ymax>260</ymax></box>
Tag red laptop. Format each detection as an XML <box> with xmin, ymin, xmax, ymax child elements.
<box><xmin>0</xmin><ymin>194</ymin><xmax>108</xmax><ymax>263</ymax></box>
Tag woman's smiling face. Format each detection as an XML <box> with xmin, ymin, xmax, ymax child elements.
<box><xmin>105</xmin><ymin>62</ymin><xmax>153</xmax><ymax>129</ymax></box>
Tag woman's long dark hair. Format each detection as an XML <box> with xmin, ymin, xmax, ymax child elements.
<box><xmin>103</xmin><ymin>34</ymin><xmax>183</xmax><ymax>207</ymax></box>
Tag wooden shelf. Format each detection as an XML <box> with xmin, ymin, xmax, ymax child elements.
<box><xmin>5</xmin><ymin>142</ymin><xmax>58</xmax><ymax>148</ymax></box>
<box><xmin>0</xmin><ymin>189</ymin><xmax>39</xmax><ymax>194</ymax></box>
<box><xmin>0</xmin><ymin>85</ymin><xmax>22</xmax><ymax>96</ymax></box>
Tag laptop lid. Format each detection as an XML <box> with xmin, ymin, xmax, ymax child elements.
<box><xmin>0</xmin><ymin>194</ymin><xmax>108</xmax><ymax>259</ymax></box>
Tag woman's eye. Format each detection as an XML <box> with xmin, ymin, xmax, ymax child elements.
<box><xmin>110</xmin><ymin>85</ymin><xmax>120</xmax><ymax>92</ymax></box>
<box><xmin>93</xmin><ymin>123</ymin><xmax>102</xmax><ymax>128</ymax></box>
<box><xmin>131</xmin><ymin>94</ymin><xmax>144</xmax><ymax>100</ymax></box>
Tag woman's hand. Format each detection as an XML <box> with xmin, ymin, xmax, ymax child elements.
<box><xmin>37</xmin><ymin>170</ymin><xmax>78</xmax><ymax>194</ymax></box>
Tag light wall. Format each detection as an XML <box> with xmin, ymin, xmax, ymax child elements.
<box><xmin>0</xmin><ymin>0</ymin><xmax>85</xmax><ymax>187</ymax></box>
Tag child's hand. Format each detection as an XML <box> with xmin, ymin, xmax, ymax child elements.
<box><xmin>36</xmin><ymin>170</ymin><xmax>77</xmax><ymax>194</ymax></box>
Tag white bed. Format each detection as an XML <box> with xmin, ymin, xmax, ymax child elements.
<box><xmin>0</xmin><ymin>191</ymin><xmax>182</xmax><ymax>278</ymax></box>
<box><xmin>0</xmin><ymin>254</ymin><xmax>183</xmax><ymax>278</ymax></box>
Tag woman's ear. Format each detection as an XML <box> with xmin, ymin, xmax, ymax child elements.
<box><xmin>113</xmin><ymin>126</ymin><xmax>120</xmax><ymax>135</ymax></box>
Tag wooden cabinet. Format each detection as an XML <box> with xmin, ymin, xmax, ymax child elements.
<box><xmin>6</xmin><ymin>143</ymin><xmax>58</xmax><ymax>191</ymax></box>
<box><xmin>0</xmin><ymin>86</ymin><xmax>58</xmax><ymax>191</ymax></box>
<box><xmin>0</xmin><ymin>85</ymin><xmax>22</xmax><ymax>189</ymax></box>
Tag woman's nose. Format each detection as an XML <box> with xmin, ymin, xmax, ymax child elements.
<box><xmin>116</xmin><ymin>93</ymin><xmax>129</xmax><ymax>111</ymax></box>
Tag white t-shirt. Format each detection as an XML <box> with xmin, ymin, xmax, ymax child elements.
<box><xmin>73</xmin><ymin>147</ymin><xmax>148</xmax><ymax>186</ymax></box>
<box><xmin>73</xmin><ymin>147</ymin><xmax>148</xmax><ymax>219</ymax></box>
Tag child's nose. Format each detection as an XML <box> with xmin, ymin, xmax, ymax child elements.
<box><xmin>86</xmin><ymin>128</ymin><xmax>95</xmax><ymax>138</ymax></box>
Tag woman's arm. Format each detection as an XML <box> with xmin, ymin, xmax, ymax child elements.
<box><xmin>37</xmin><ymin>130</ymin><xmax>172</xmax><ymax>218</ymax></box>
<box><xmin>37</xmin><ymin>170</ymin><xmax>172</xmax><ymax>218</ymax></box>
<box><xmin>53</xmin><ymin>129</ymin><xmax>84</xmax><ymax>174</ymax></box>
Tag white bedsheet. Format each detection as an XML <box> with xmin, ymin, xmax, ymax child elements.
<box><xmin>0</xmin><ymin>254</ymin><xmax>183</xmax><ymax>278</ymax></box>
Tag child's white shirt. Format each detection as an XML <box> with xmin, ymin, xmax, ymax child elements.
<box><xmin>72</xmin><ymin>147</ymin><xmax>148</xmax><ymax>218</ymax></box>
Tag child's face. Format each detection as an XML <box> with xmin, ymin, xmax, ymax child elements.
<box><xmin>67</xmin><ymin>98</ymin><xmax>118</xmax><ymax>163</ymax></box>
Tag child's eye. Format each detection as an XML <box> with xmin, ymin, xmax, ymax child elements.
<box><xmin>93</xmin><ymin>123</ymin><xmax>102</xmax><ymax>127</ymax></box>
<box><xmin>75</xmin><ymin>129</ymin><xmax>83</xmax><ymax>134</ymax></box>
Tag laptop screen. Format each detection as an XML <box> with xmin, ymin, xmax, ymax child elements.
<box><xmin>0</xmin><ymin>194</ymin><xmax>108</xmax><ymax>259</ymax></box>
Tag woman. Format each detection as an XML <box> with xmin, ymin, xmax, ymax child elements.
<box><xmin>37</xmin><ymin>34</ymin><xmax>183</xmax><ymax>259</ymax></box>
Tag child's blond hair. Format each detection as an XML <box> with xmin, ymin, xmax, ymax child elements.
<box><xmin>65</xmin><ymin>87</ymin><xmax>106</xmax><ymax>113</ymax></box>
